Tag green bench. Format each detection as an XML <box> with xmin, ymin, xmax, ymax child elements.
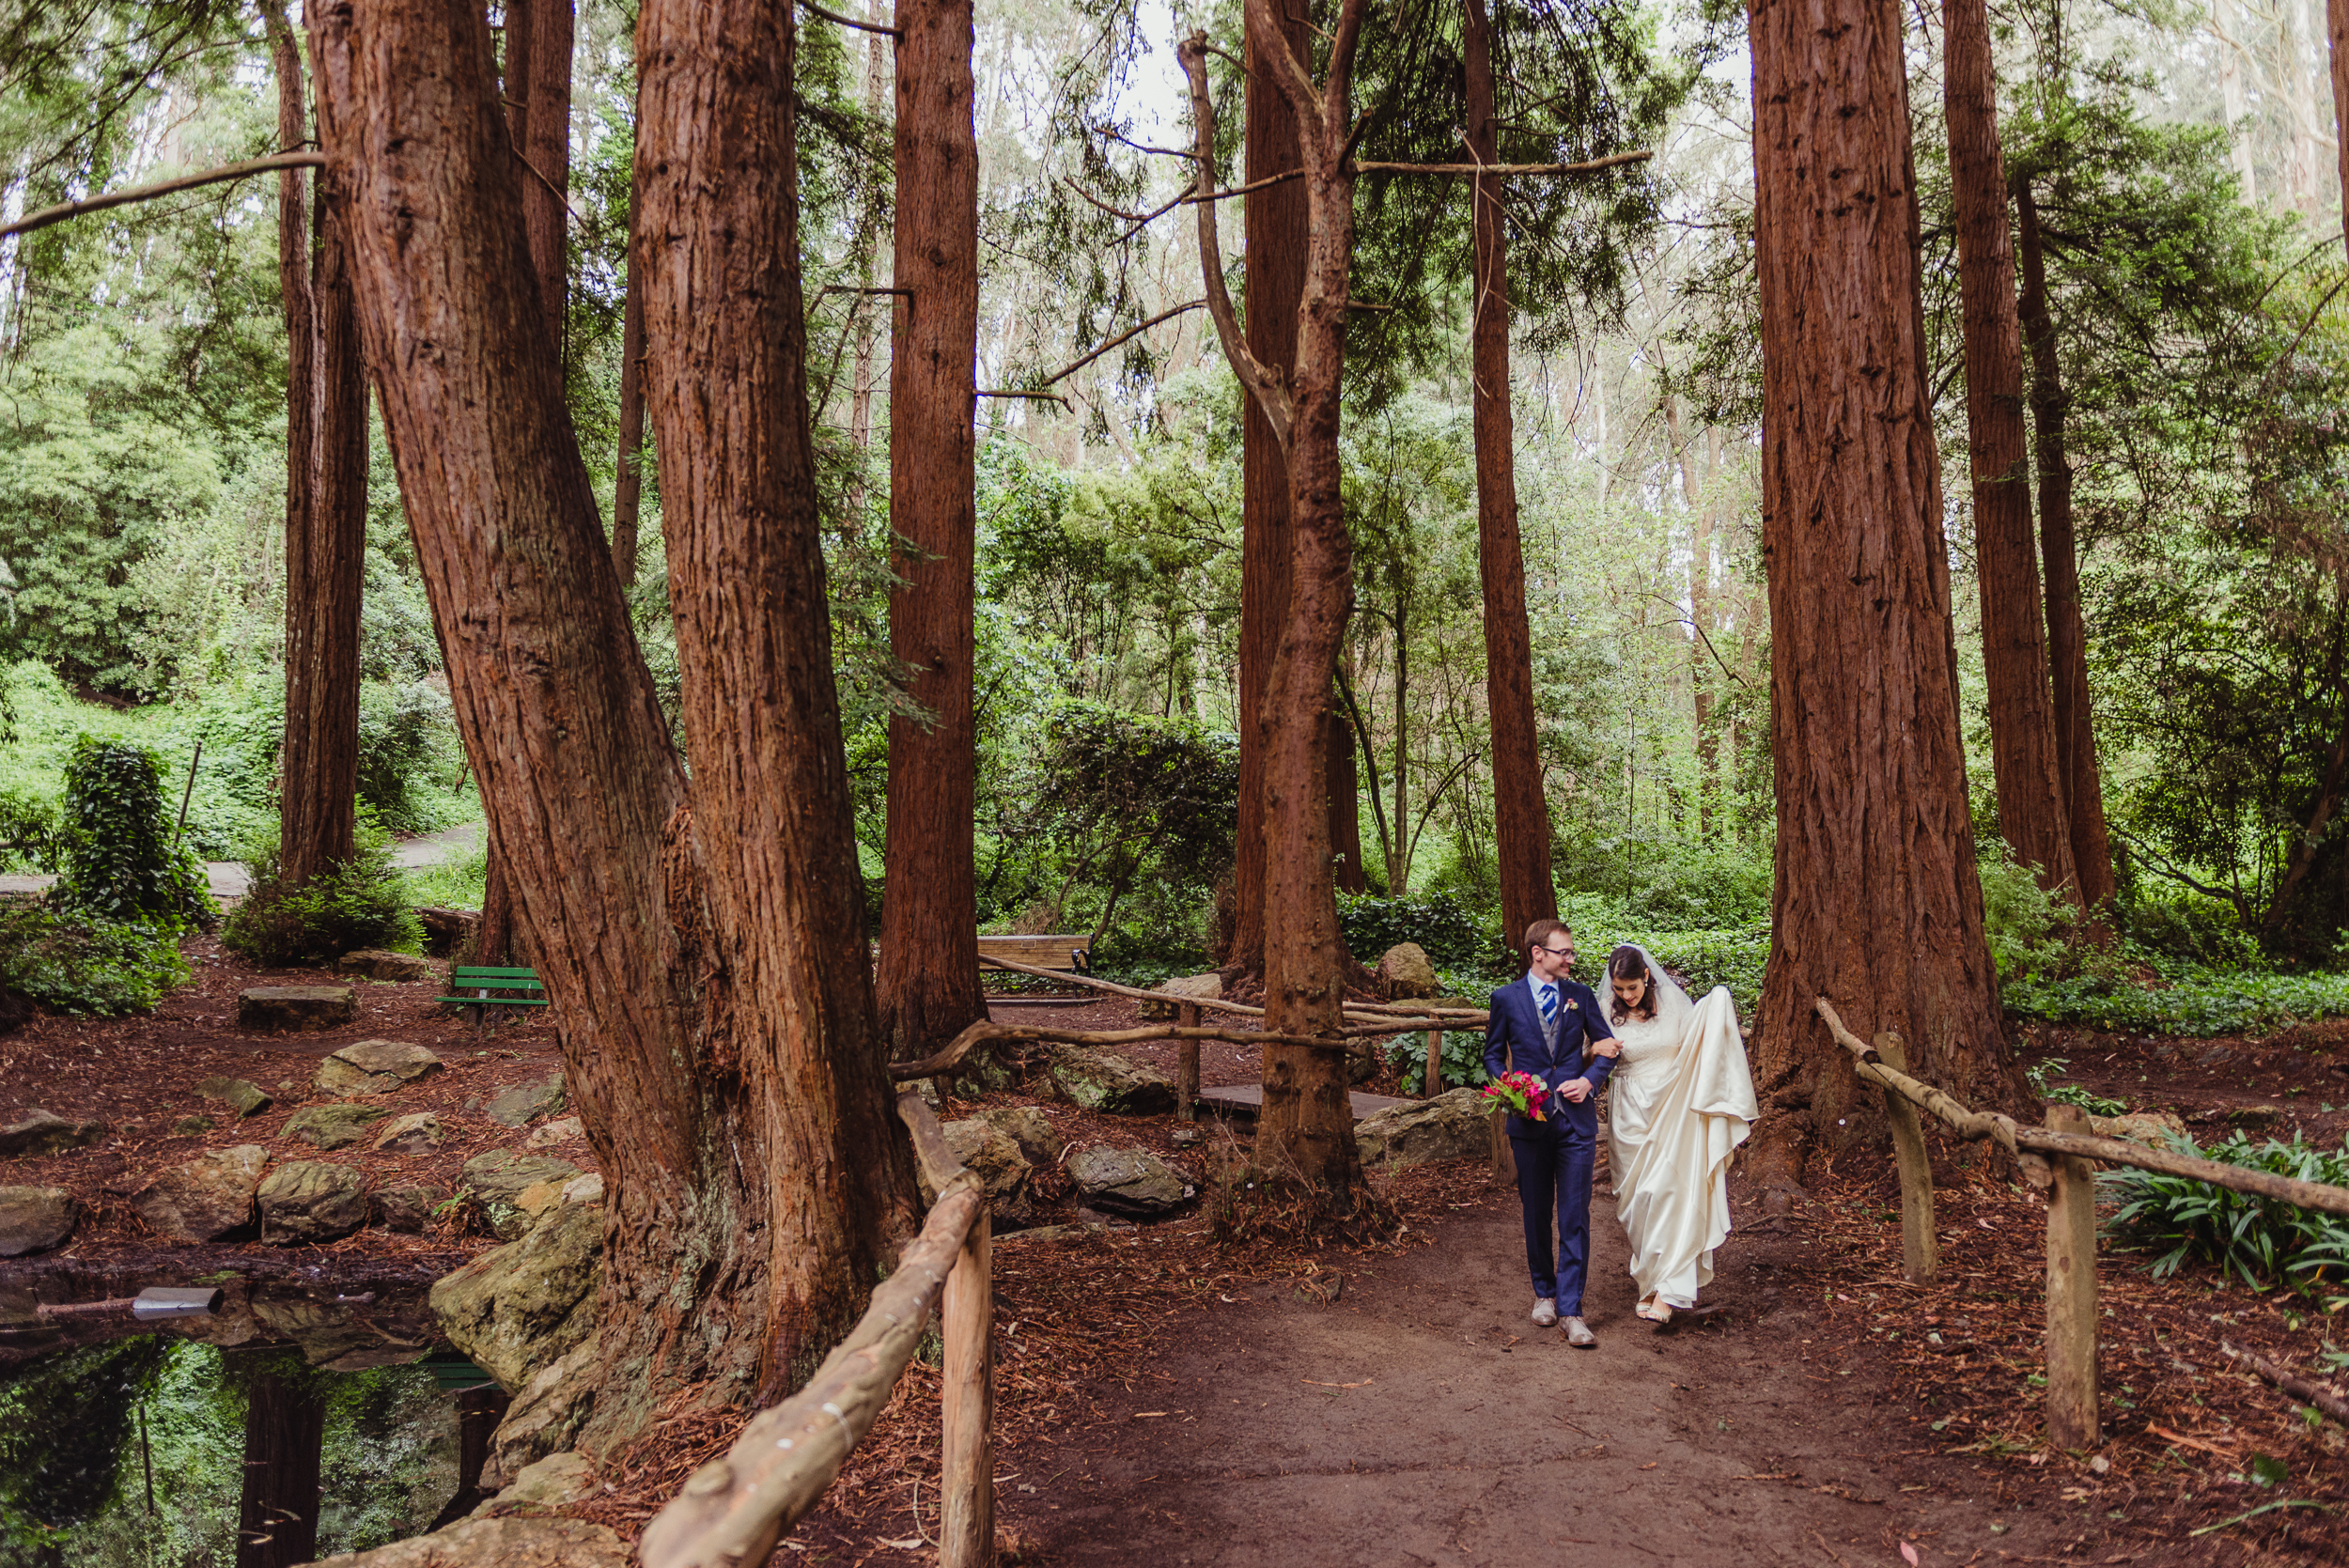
<box><xmin>437</xmin><ymin>966</ymin><xmax>549</xmax><ymax>1029</ymax></box>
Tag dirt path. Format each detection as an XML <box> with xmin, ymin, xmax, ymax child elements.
<box><xmin>1011</xmin><ymin>1184</ymin><xmax>2093</xmax><ymax>1568</ymax></box>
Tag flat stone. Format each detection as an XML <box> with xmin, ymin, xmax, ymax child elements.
<box><xmin>462</xmin><ymin>1150</ymin><xmax>583</xmax><ymax>1206</ymax></box>
<box><xmin>258</xmin><ymin>1159</ymin><xmax>370</xmax><ymax>1244</ymax></box>
<box><xmin>375</xmin><ymin>1183</ymin><xmax>449</xmax><ymax>1234</ymax></box>
<box><xmin>1138</xmin><ymin>970</ymin><xmax>1224</xmax><ymax>1021</ymax></box>
<box><xmin>1048</xmin><ymin>1045</ymin><xmax>1177</xmax><ymax>1116</ymax></box>
<box><xmin>0</xmin><ymin>1109</ymin><xmax>106</xmax><ymax>1158</ymax></box>
<box><xmin>486</xmin><ymin>1074</ymin><xmax>566</xmax><ymax>1127</ymax></box>
<box><xmin>316</xmin><ymin>1039</ymin><xmax>444</xmax><ymax>1095</ymax></box>
<box><xmin>196</xmin><ymin>1077</ymin><xmax>272</xmax><ymax>1119</ymax></box>
<box><xmin>473</xmin><ymin>1450</ymin><xmax>599</xmax><ymax>1519</ymax></box>
<box><xmin>287</xmin><ymin>1102</ymin><xmax>391</xmax><ymax>1150</ymax></box>
<box><xmin>1354</xmin><ymin>1086</ymin><xmax>1490</xmax><ymax>1168</ymax></box>
<box><xmin>431</xmin><ymin>1200</ymin><xmax>603</xmax><ymax>1394</ymax></box>
<box><xmin>173</xmin><ymin>1114</ymin><xmax>215</xmax><ymax>1136</ymax></box>
<box><xmin>132</xmin><ymin>1144</ymin><xmax>270</xmax><ymax>1241</ymax></box>
<box><xmin>239</xmin><ymin>985</ymin><xmax>357</xmax><ymax>1032</ymax></box>
<box><xmin>303</xmin><ymin>1516</ymin><xmax>630</xmax><ymax>1568</ymax></box>
<box><xmin>0</xmin><ymin>1185</ymin><xmax>78</xmax><ymax>1255</ymax></box>
<box><xmin>335</xmin><ymin>948</ymin><xmax>435</xmax><ymax>982</ymax></box>
<box><xmin>1377</xmin><ymin>941</ymin><xmax>1441</xmax><ymax>999</ymax></box>
<box><xmin>372</xmin><ymin>1111</ymin><xmax>446</xmax><ymax>1154</ymax></box>
<box><xmin>1066</xmin><ymin>1144</ymin><xmax>1193</xmax><ymax>1217</ymax></box>
<box><xmin>524</xmin><ymin>1115</ymin><xmax>583</xmax><ymax>1150</ymax></box>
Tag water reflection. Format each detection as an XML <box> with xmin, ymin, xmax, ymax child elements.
<box><xmin>0</xmin><ymin>1261</ymin><xmax>497</xmax><ymax>1565</ymax></box>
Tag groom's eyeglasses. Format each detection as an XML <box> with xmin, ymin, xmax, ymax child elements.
<box><xmin>1537</xmin><ymin>944</ymin><xmax>1574</xmax><ymax>958</ymax></box>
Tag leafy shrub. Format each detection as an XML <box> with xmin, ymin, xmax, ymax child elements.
<box><xmin>2003</xmin><ymin>966</ymin><xmax>2349</xmax><ymax>1036</ymax></box>
<box><xmin>0</xmin><ymin>788</ymin><xmax>59</xmax><ymax>874</ymax></box>
<box><xmin>1338</xmin><ymin>890</ymin><xmax>1490</xmax><ymax>970</ymax></box>
<box><xmin>1978</xmin><ymin>850</ymin><xmax>2075</xmax><ymax>982</ymax></box>
<box><xmin>223</xmin><ymin>805</ymin><xmax>423</xmax><ymax>964</ymax></box>
<box><xmin>2102</xmin><ymin>1132</ymin><xmax>2349</xmax><ymax>1301</ymax></box>
<box><xmin>2023</xmin><ymin>1058</ymin><xmax>2128</xmax><ymax>1116</ymax></box>
<box><xmin>355</xmin><ymin>679</ymin><xmax>458</xmax><ymax>832</ymax></box>
<box><xmin>49</xmin><ymin>737</ymin><xmax>214</xmax><ymax>929</ymax></box>
<box><xmin>1385</xmin><ymin>1029</ymin><xmax>1493</xmax><ymax>1095</ymax></box>
<box><xmin>2117</xmin><ymin>890</ymin><xmax>2260</xmax><ymax>970</ymax></box>
<box><xmin>0</xmin><ymin>904</ymin><xmax>190</xmax><ymax>1015</ymax></box>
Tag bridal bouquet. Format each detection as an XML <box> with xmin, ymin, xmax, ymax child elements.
<box><xmin>1482</xmin><ymin>1069</ymin><xmax>1549</xmax><ymax>1122</ymax></box>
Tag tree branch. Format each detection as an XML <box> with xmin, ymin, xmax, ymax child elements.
<box><xmin>0</xmin><ymin>151</ymin><xmax>327</xmax><ymax>241</ymax></box>
<box><xmin>1349</xmin><ymin>149</ymin><xmax>1654</xmax><ymax>178</ymax></box>
<box><xmin>799</xmin><ymin>0</ymin><xmax>900</xmax><ymax>37</ymax></box>
<box><xmin>1175</xmin><ymin>31</ymin><xmax>1292</xmax><ymax>448</ymax></box>
<box><xmin>1004</xmin><ymin>299</ymin><xmax>1204</xmax><ymax>392</ymax></box>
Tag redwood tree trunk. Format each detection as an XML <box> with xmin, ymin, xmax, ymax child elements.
<box><xmin>267</xmin><ymin>4</ymin><xmax>365</xmax><ymax>894</ymax></box>
<box><xmin>1464</xmin><ymin>0</ymin><xmax>1557</xmax><ymax>953</ymax></box>
<box><xmin>1328</xmin><ymin>706</ymin><xmax>1368</xmax><ymax>893</ymax></box>
<box><xmin>1944</xmin><ymin>0</ymin><xmax>2076</xmax><ymax>900</ymax></box>
<box><xmin>1746</xmin><ymin>0</ymin><xmax>2022</xmax><ymax>1179</ymax></box>
<box><xmin>308</xmin><ymin>0</ymin><xmax>919</xmax><ymax>1451</ymax></box>
<box><xmin>1228</xmin><ymin>0</ymin><xmax>1311</xmax><ymax>976</ymax></box>
<box><xmin>519</xmin><ymin>0</ymin><xmax>573</xmax><ymax>341</ymax></box>
<box><xmin>232</xmin><ymin>1358</ymin><xmax>324</xmax><ymax>1568</ymax></box>
<box><xmin>611</xmin><ymin>242</ymin><xmax>646</xmax><ymax>587</ymax></box>
<box><xmin>2014</xmin><ymin>179</ymin><xmax>2115</xmax><ymax>910</ymax></box>
<box><xmin>876</xmin><ymin>0</ymin><xmax>987</xmax><ymax>1063</ymax></box>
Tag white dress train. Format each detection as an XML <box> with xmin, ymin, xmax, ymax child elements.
<box><xmin>1605</xmin><ymin>984</ymin><xmax>1758</xmax><ymax>1309</ymax></box>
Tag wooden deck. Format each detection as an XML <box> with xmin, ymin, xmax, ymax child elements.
<box><xmin>1194</xmin><ymin>1084</ymin><xmax>1412</xmax><ymax>1122</ymax></box>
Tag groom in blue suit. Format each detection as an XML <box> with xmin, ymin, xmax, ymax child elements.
<box><xmin>1486</xmin><ymin>919</ymin><xmax>1617</xmax><ymax>1346</ymax></box>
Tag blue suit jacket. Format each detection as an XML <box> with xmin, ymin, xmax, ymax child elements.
<box><xmin>1484</xmin><ymin>975</ymin><xmax>1617</xmax><ymax>1137</ymax></box>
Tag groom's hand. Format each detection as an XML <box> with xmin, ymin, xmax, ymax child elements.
<box><xmin>1558</xmin><ymin>1077</ymin><xmax>1593</xmax><ymax>1104</ymax></box>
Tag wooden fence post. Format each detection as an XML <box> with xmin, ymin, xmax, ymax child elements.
<box><xmin>940</xmin><ymin>1208</ymin><xmax>994</xmax><ymax>1567</ymax></box>
<box><xmin>1874</xmin><ymin>1031</ymin><xmax>1937</xmax><ymax>1284</ymax></box>
<box><xmin>2044</xmin><ymin>1101</ymin><xmax>2100</xmax><ymax>1451</ymax></box>
<box><xmin>1489</xmin><ymin>1109</ymin><xmax>1516</xmax><ymax>1186</ymax></box>
<box><xmin>1424</xmin><ymin>1029</ymin><xmax>1443</xmax><ymax>1096</ymax></box>
<box><xmin>1175</xmin><ymin>1001</ymin><xmax>1200</xmax><ymax>1121</ymax></box>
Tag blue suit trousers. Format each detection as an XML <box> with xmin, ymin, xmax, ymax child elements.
<box><xmin>1511</xmin><ymin>1115</ymin><xmax>1596</xmax><ymax>1312</ymax></box>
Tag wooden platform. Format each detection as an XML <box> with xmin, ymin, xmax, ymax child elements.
<box><xmin>1194</xmin><ymin>1084</ymin><xmax>1411</xmax><ymax>1122</ymax></box>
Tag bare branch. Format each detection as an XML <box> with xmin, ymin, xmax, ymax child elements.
<box><xmin>1175</xmin><ymin>31</ymin><xmax>1292</xmax><ymax>447</ymax></box>
<box><xmin>0</xmin><ymin>151</ymin><xmax>327</xmax><ymax>241</ymax></box>
<box><xmin>1350</xmin><ymin>149</ymin><xmax>1654</xmax><ymax>178</ymax></box>
<box><xmin>799</xmin><ymin>0</ymin><xmax>900</xmax><ymax>37</ymax></box>
<box><xmin>1022</xmin><ymin>298</ymin><xmax>1204</xmax><ymax>388</ymax></box>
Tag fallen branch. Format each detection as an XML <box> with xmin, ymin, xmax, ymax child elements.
<box><xmin>2220</xmin><ymin>1341</ymin><xmax>2349</xmax><ymax>1423</ymax></box>
<box><xmin>0</xmin><ymin>151</ymin><xmax>326</xmax><ymax>241</ymax></box>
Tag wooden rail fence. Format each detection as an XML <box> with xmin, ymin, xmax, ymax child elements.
<box><xmin>1812</xmin><ymin>995</ymin><xmax>2349</xmax><ymax>1450</ymax></box>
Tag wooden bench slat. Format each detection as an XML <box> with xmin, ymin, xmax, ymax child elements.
<box><xmin>451</xmin><ymin>967</ymin><xmax>543</xmax><ymax>980</ymax></box>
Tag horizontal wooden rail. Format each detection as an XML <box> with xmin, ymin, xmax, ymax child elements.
<box><xmin>974</xmin><ymin>952</ymin><xmax>1485</xmax><ymax>1031</ymax></box>
<box><xmin>639</xmin><ymin>1094</ymin><xmax>993</xmax><ymax>1568</ymax></box>
<box><xmin>891</xmin><ymin>1017</ymin><xmax>1423</xmax><ymax>1081</ymax></box>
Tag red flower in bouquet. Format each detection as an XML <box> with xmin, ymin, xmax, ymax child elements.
<box><xmin>1481</xmin><ymin>1069</ymin><xmax>1549</xmax><ymax>1122</ymax></box>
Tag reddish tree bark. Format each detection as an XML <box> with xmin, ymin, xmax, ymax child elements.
<box><xmin>1226</xmin><ymin>0</ymin><xmax>1311</xmax><ymax>976</ymax></box>
<box><xmin>307</xmin><ymin>0</ymin><xmax>919</xmax><ymax>1452</ymax></box>
<box><xmin>1745</xmin><ymin>0</ymin><xmax>2023</xmax><ymax>1182</ymax></box>
<box><xmin>1464</xmin><ymin>0</ymin><xmax>1557</xmax><ymax>953</ymax></box>
<box><xmin>1329</xmin><ymin>706</ymin><xmax>1368</xmax><ymax>893</ymax></box>
<box><xmin>611</xmin><ymin>242</ymin><xmax>646</xmax><ymax>586</ymax></box>
<box><xmin>517</xmin><ymin>0</ymin><xmax>573</xmax><ymax>340</ymax></box>
<box><xmin>1944</xmin><ymin>0</ymin><xmax>2077</xmax><ymax>901</ymax></box>
<box><xmin>875</xmin><ymin>0</ymin><xmax>987</xmax><ymax>1063</ymax></box>
<box><xmin>264</xmin><ymin>4</ymin><xmax>366</xmax><ymax>895</ymax></box>
<box><xmin>2014</xmin><ymin>179</ymin><xmax>2116</xmax><ymax>911</ymax></box>
<box><xmin>232</xmin><ymin>1357</ymin><xmax>324</xmax><ymax>1568</ymax></box>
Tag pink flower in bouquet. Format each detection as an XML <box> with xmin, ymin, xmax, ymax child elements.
<box><xmin>1481</xmin><ymin>1069</ymin><xmax>1549</xmax><ymax>1122</ymax></box>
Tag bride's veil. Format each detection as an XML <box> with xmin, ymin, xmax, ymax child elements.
<box><xmin>1616</xmin><ymin>942</ymin><xmax>1696</xmax><ymax>1032</ymax></box>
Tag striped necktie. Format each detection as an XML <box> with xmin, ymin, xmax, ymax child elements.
<box><xmin>1540</xmin><ymin>985</ymin><xmax>1559</xmax><ymax>1026</ymax></box>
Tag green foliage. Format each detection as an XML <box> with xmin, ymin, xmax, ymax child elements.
<box><xmin>2117</xmin><ymin>890</ymin><xmax>2261</xmax><ymax>970</ymax></box>
<box><xmin>1389</xmin><ymin>1028</ymin><xmax>1494</xmax><ymax>1096</ymax></box>
<box><xmin>50</xmin><ymin>737</ymin><xmax>213</xmax><ymax>929</ymax></box>
<box><xmin>224</xmin><ymin>804</ymin><xmax>425</xmax><ymax>965</ymax></box>
<box><xmin>1977</xmin><ymin>849</ymin><xmax>2077</xmax><ymax>982</ymax></box>
<box><xmin>2003</xmin><ymin>966</ymin><xmax>2349</xmax><ymax>1037</ymax></box>
<box><xmin>0</xmin><ymin>1338</ymin><xmax>168</xmax><ymax>1541</ymax></box>
<box><xmin>1338</xmin><ymin>890</ymin><xmax>1487</xmax><ymax>970</ymax></box>
<box><xmin>2023</xmin><ymin>1058</ymin><xmax>2128</xmax><ymax>1117</ymax></box>
<box><xmin>2102</xmin><ymin>1133</ymin><xmax>2349</xmax><ymax>1302</ymax></box>
<box><xmin>0</xmin><ymin>903</ymin><xmax>190</xmax><ymax>1015</ymax></box>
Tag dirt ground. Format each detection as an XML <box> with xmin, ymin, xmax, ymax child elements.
<box><xmin>7</xmin><ymin>953</ymin><xmax>2349</xmax><ymax>1565</ymax></box>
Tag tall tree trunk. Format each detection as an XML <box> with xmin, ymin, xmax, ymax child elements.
<box><xmin>308</xmin><ymin>0</ymin><xmax>919</xmax><ymax>1449</ymax></box>
<box><xmin>266</xmin><ymin>4</ymin><xmax>366</xmax><ymax>895</ymax></box>
<box><xmin>232</xmin><ymin>1357</ymin><xmax>324</xmax><ymax>1568</ymax></box>
<box><xmin>1745</xmin><ymin>0</ymin><xmax>2023</xmax><ymax>1186</ymax></box>
<box><xmin>2332</xmin><ymin>0</ymin><xmax>2349</xmax><ymax>264</ymax></box>
<box><xmin>876</xmin><ymin>0</ymin><xmax>987</xmax><ymax>1063</ymax></box>
<box><xmin>519</xmin><ymin>0</ymin><xmax>572</xmax><ymax>342</ymax></box>
<box><xmin>1389</xmin><ymin>599</ymin><xmax>1408</xmax><ymax>894</ymax></box>
<box><xmin>1328</xmin><ymin>706</ymin><xmax>1368</xmax><ymax>893</ymax></box>
<box><xmin>1227</xmin><ymin>0</ymin><xmax>1311</xmax><ymax>977</ymax></box>
<box><xmin>845</xmin><ymin>0</ymin><xmax>891</xmax><ymax>516</ymax></box>
<box><xmin>2014</xmin><ymin>179</ymin><xmax>2116</xmax><ymax>909</ymax></box>
<box><xmin>611</xmin><ymin>242</ymin><xmax>646</xmax><ymax>587</ymax></box>
<box><xmin>1945</xmin><ymin>0</ymin><xmax>2077</xmax><ymax>900</ymax></box>
<box><xmin>1464</xmin><ymin>0</ymin><xmax>1557</xmax><ymax>953</ymax></box>
<box><xmin>1665</xmin><ymin>396</ymin><xmax>1717</xmax><ymax>837</ymax></box>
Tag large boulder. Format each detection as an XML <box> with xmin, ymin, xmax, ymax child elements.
<box><xmin>1067</xmin><ymin>1144</ymin><xmax>1193</xmax><ymax>1217</ymax></box>
<box><xmin>196</xmin><ymin>1077</ymin><xmax>272</xmax><ymax>1119</ymax></box>
<box><xmin>316</xmin><ymin>1039</ymin><xmax>444</xmax><ymax>1095</ymax></box>
<box><xmin>1377</xmin><ymin>942</ymin><xmax>1441</xmax><ymax>1000</ymax></box>
<box><xmin>132</xmin><ymin>1144</ymin><xmax>270</xmax><ymax>1240</ymax></box>
<box><xmin>1354</xmin><ymin>1087</ymin><xmax>1490</xmax><ymax>1168</ymax></box>
<box><xmin>0</xmin><ymin>1109</ymin><xmax>105</xmax><ymax>1158</ymax></box>
<box><xmin>431</xmin><ymin>1199</ymin><xmax>603</xmax><ymax>1394</ymax></box>
<box><xmin>303</xmin><ymin>1516</ymin><xmax>630</xmax><ymax>1568</ymax></box>
<box><xmin>487</xmin><ymin>1074</ymin><xmax>566</xmax><ymax>1127</ymax></box>
<box><xmin>239</xmin><ymin>985</ymin><xmax>357</xmax><ymax>1032</ymax></box>
<box><xmin>258</xmin><ymin>1160</ymin><xmax>370</xmax><ymax>1244</ymax></box>
<box><xmin>482</xmin><ymin>1338</ymin><xmax>602</xmax><ymax>1492</ymax></box>
<box><xmin>462</xmin><ymin>1150</ymin><xmax>583</xmax><ymax>1207</ymax></box>
<box><xmin>287</xmin><ymin>1102</ymin><xmax>391</xmax><ymax>1150</ymax></box>
<box><xmin>335</xmin><ymin>949</ymin><xmax>435</xmax><ymax>982</ymax></box>
<box><xmin>0</xmin><ymin>1186</ymin><xmax>77</xmax><ymax>1255</ymax></box>
<box><xmin>1048</xmin><ymin>1046</ymin><xmax>1177</xmax><ymax>1116</ymax></box>
<box><xmin>1138</xmin><ymin>970</ymin><xmax>1224</xmax><ymax>1022</ymax></box>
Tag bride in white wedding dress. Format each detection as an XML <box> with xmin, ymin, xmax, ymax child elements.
<box><xmin>1600</xmin><ymin>943</ymin><xmax>1759</xmax><ymax>1327</ymax></box>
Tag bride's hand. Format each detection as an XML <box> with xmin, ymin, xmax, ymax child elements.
<box><xmin>1592</xmin><ymin>1039</ymin><xmax>1623</xmax><ymax>1059</ymax></box>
